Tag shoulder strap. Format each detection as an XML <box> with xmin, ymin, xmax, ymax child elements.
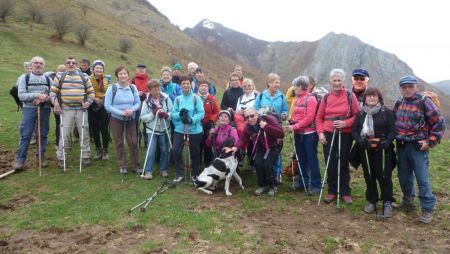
<box><xmin>111</xmin><ymin>84</ymin><xmax>118</xmax><ymax>104</ymax></box>
<box><xmin>346</xmin><ymin>89</ymin><xmax>353</xmax><ymax>116</ymax></box>
<box><xmin>25</xmin><ymin>73</ymin><xmax>30</xmax><ymax>91</ymax></box>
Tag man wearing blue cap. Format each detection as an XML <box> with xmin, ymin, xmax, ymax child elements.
<box><xmin>393</xmin><ymin>75</ymin><xmax>445</xmax><ymax>224</ymax></box>
<box><xmin>351</xmin><ymin>69</ymin><xmax>370</xmax><ymax>109</ymax></box>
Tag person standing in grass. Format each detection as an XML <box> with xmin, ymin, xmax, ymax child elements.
<box><xmin>352</xmin><ymin>87</ymin><xmax>396</xmax><ymax>217</ymax></box>
<box><xmin>198</xmin><ymin>79</ymin><xmax>219</xmax><ymax>166</ymax></box>
<box><xmin>14</xmin><ymin>56</ymin><xmax>53</xmax><ymax>171</ymax></box>
<box><xmin>51</xmin><ymin>57</ymin><xmax>95</xmax><ymax>169</ymax></box>
<box><xmin>140</xmin><ymin>79</ymin><xmax>173</xmax><ymax>179</ymax></box>
<box><xmin>104</xmin><ymin>66</ymin><xmax>141</xmax><ymax>174</ymax></box>
<box><xmin>171</xmin><ymin>76</ymin><xmax>205</xmax><ymax>183</ymax></box>
<box><xmin>393</xmin><ymin>75</ymin><xmax>445</xmax><ymax>224</ymax></box>
<box><xmin>88</xmin><ymin>60</ymin><xmax>110</xmax><ymax>160</ymax></box>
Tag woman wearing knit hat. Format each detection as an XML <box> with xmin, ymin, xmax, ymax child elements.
<box><xmin>206</xmin><ymin>110</ymin><xmax>239</xmax><ymax>159</ymax></box>
<box><xmin>89</xmin><ymin>60</ymin><xmax>110</xmax><ymax>160</ymax></box>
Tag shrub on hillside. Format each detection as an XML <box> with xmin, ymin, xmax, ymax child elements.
<box><xmin>50</xmin><ymin>11</ymin><xmax>71</xmax><ymax>40</ymax></box>
<box><xmin>28</xmin><ymin>3</ymin><xmax>43</xmax><ymax>24</ymax></box>
<box><xmin>75</xmin><ymin>24</ymin><xmax>90</xmax><ymax>47</ymax></box>
<box><xmin>0</xmin><ymin>0</ymin><xmax>15</xmax><ymax>22</ymax></box>
<box><xmin>119</xmin><ymin>37</ymin><xmax>132</xmax><ymax>53</ymax></box>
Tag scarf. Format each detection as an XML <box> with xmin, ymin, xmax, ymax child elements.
<box><xmin>360</xmin><ymin>103</ymin><xmax>382</xmax><ymax>138</ymax></box>
<box><xmin>198</xmin><ymin>92</ymin><xmax>209</xmax><ymax>103</ymax></box>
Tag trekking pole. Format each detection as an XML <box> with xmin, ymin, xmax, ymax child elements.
<box><xmin>336</xmin><ymin>129</ymin><xmax>342</xmax><ymax>210</ymax></box>
<box><xmin>364</xmin><ymin>147</ymin><xmax>377</xmax><ymax>216</ymax></box>
<box><xmin>291</xmin><ymin>132</ymin><xmax>308</xmax><ymax>193</ymax></box>
<box><xmin>183</xmin><ymin>125</ymin><xmax>192</xmax><ymax>184</ymax></box>
<box><xmin>162</xmin><ymin>117</ymin><xmax>172</xmax><ymax>150</ymax></box>
<box><xmin>317</xmin><ymin>129</ymin><xmax>336</xmax><ymax>206</ymax></box>
<box><xmin>37</xmin><ymin>107</ymin><xmax>42</xmax><ymax>176</ymax></box>
<box><xmin>141</xmin><ymin>180</ymin><xmax>175</xmax><ymax>212</ymax></box>
<box><xmin>141</xmin><ymin>110</ymin><xmax>161</xmax><ymax>177</ymax></box>
<box><xmin>79</xmin><ymin>109</ymin><xmax>86</xmax><ymax>174</ymax></box>
<box><xmin>59</xmin><ymin>114</ymin><xmax>67</xmax><ymax>172</ymax></box>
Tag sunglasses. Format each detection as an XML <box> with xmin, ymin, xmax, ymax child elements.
<box><xmin>65</xmin><ymin>61</ymin><xmax>77</xmax><ymax>65</ymax></box>
<box><xmin>244</xmin><ymin>114</ymin><xmax>255</xmax><ymax>120</ymax></box>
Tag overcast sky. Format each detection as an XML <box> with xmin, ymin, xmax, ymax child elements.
<box><xmin>150</xmin><ymin>0</ymin><xmax>450</xmax><ymax>83</ymax></box>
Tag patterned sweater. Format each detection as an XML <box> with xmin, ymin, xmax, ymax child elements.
<box><xmin>50</xmin><ymin>71</ymin><xmax>94</xmax><ymax>110</ymax></box>
<box><xmin>393</xmin><ymin>93</ymin><xmax>445</xmax><ymax>147</ymax></box>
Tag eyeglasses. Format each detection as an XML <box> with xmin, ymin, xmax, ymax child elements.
<box><xmin>353</xmin><ymin>77</ymin><xmax>366</xmax><ymax>81</ymax></box>
<box><xmin>244</xmin><ymin>114</ymin><xmax>255</xmax><ymax>120</ymax></box>
<box><xmin>65</xmin><ymin>61</ymin><xmax>77</xmax><ymax>65</ymax></box>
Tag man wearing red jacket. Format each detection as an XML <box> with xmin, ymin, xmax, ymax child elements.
<box><xmin>316</xmin><ymin>69</ymin><xmax>359</xmax><ymax>204</ymax></box>
<box><xmin>131</xmin><ymin>64</ymin><xmax>149</xmax><ymax>146</ymax></box>
<box><xmin>227</xmin><ymin>107</ymin><xmax>284</xmax><ymax>196</ymax></box>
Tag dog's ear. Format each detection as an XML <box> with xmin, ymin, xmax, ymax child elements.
<box><xmin>220</xmin><ymin>137</ymin><xmax>235</xmax><ymax>149</ymax></box>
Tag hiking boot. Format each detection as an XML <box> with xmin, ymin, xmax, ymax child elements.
<box><xmin>94</xmin><ymin>149</ymin><xmax>102</xmax><ymax>160</ymax></box>
<box><xmin>384</xmin><ymin>201</ymin><xmax>393</xmax><ymax>218</ymax></box>
<box><xmin>134</xmin><ymin>168</ymin><xmax>143</xmax><ymax>174</ymax></box>
<box><xmin>323</xmin><ymin>194</ymin><xmax>336</xmax><ymax>203</ymax></box>
<box><xmin>119</xmin><ymin>168</ymin><xmax>128</xmax><ymax>174</ymax></box>
<box><xmin>161</xmin><ymin>171</ymin><xmax>169</xmax><ymax>178</ymax></box>
<box><xmin>254</xmin><ymin>186</ymin><xmax>268</xmax><ymax>196</ymax></box>
<box><xmin>14</xmin><ymin>161</ymin><xmax>25</xmax><ymax>171</ymax></box>
<box><xmin>57</xmin><ymin>160</ymin><xmax>65</xmax><ymax>169</ymax></box>
<box><xmin>142</xmin><ymin>172</ymin><xmax>153</xmax><ymax>180</ymax></box>
<box><xmin>308</xmin><ymin>188</ymin><xmax>321</xmax><ymax>196</ymax></box>
<box><xmin>82</xmin><ymin>158</ymin><xmax>91</xmax><ymax>166</ymax></box>
<box><xmin>267</xmin><ymin>187</ymin><xmax>277</xmax><ymax>197</ymax></box>
<box><xmin>293</xmin><ymin>182</ymin><xmax>307</xmax><ymax>192</ymax></box>
<box><xmin>395</xmin><ymin>197</ymin><xmax>417</xmax><ymax>212</ymax></box>
<box><xmin>101</xmin><ymin>151</ymin><xmax>109</xmax><ymax>160</ymax></box>
<box><xmin>30</xmin><ymin>137</ymin><xmax>36</xmax><ymax>145</ymax></box>
<box><xmin>418</xmin><ymin>210</ymin><xmax>433</xmax><ymax>224</ymax></box>
<box><xmin>342</xmin><ymin>195</ymin><xmax>353</xmax><ymax>205</ymax></box>
<box><xmin>173</xmin><ymin>175</ymin><xmax>184</xmax><ymax>183</ymax></box>
<box><xmin>364</xmin><ymin>202</ymin><xmax>376</xmax><ymax>214</ymax></box>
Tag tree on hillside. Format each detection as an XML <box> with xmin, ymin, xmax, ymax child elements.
<box><xmin>51</xmin><ymin>12</ymin><xmax>71</xmax><ymax>40</ymax></box>
<box><xmin>28</xmin><ymin>3</ymin><xmax>43</xmax><ymax>24</ymax></box>
<box><xmin>77</xmin><ymin>1</ymin><xmax>89</xmax><ymax>17</ymax></box>
<box><xmin>119</xmin><ymin>37</ymin><xmax>132</xmax><ymax>53</ymax></box>
<box><xmin>0</xmin><ymin>0</ymin><xmax>15</xmax><ymax>22</ymax></box>
<box><xmin>75</xmin><ymin>24</ymin><xmax>90</xmax><ymax>47</ymax></box>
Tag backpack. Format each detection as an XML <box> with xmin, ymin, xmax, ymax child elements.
<box><xmin>421</xmin><ymin>91</ymin><xmax>440</xmax><ymax>109</ymax></box>
<box><xmin>257</xmin><ymin>92</ymin><xmax>286</xmax><ymax>123</ymax></box>
<box><xmin>393</xmin><ymin>94</ymin><xmax>440</xmax><ymax>128</ymax></box>
<box><xmin>9</xmin><ymin>73</ymin><xmax>51</xmax><ymax>111</ymax></box>
<box><xmin>111</xmin><ymin>83</ymin><xmax>136</xmax><ymax>104</ymax></box>
<box><xmin>323</xmin><ymin>89</ymin><xmax>353</xmax><ymax>117</ymax></box>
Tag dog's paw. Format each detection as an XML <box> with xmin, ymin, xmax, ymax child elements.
<box><xmin>226</xmin><ymin>191</ymin><xmax>233</xmax><ymax>196</ymax></box>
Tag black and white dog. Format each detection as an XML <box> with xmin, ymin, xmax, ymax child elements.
<box><xmin>195</xmin><ymin>138</ymin><xmax>244</xmax><ymax>196</ymax></box>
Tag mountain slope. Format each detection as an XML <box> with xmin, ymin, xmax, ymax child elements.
<box><xmin>432</xmin><ymin>80</ymin><xmax>450</xmax><ymax>95</ymax></box>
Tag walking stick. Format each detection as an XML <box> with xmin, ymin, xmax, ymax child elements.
<box><xmin>60</xmin><ymin>114</ymin><xmax>66</xmax><ymax>172</ymax></box>
<box><xmin>364</xmin><ymin>147</ymin><xmax>377</xmax><ymax>215</ymax></box>
<box><xmin>37</xmin><ymin>107</ymin><xmax>42</xmax><ymax>176</ymax></box>
<box><xmin>141</xmin><ymin>110</ymin><xmax>161</xmax><ymax>177</ymax></box>
<box><xmin>291</xmin><ymin>132</ymin><xmax>308</xmax><ymax>192</ymax></box>
<box><xmin>336</xmin><ymin>129</ymin><xmax>342</xmax><ymax>210</ymax></box>
<box><xmin>183</xmin><ymin>124</ymin><xmax>192</xmax><ymax>184</ymax></box>
<box><xmin>317</xmin><ymin>128</ymin><xmax>336</xmax><ymax>206</ymax></box>
<box><xmin>79</xmin><ymin>109</ymin><xmax>86</xmax><ymax>174</ymax></box>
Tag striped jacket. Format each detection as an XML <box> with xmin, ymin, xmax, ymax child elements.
<box><xmin>393</xmin><ymin>93</ymin><xmax>445</xmax><ymax>147</ymax></box>
<box><xmin>50</xmin><ymin>70</ymin><xmax>95</xmax><ymax>110</ymax></box>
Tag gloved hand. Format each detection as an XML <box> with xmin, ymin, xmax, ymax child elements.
<box><xmin>206</xmin><ymin>120</ymin><xmax>215</xmax><ymax>130</ymax></box>
<box><xmin>158</xmin><ymin>111</ymin><xmax>169</xmax><ymax>119</ymax></box>
<box><xmin>377</xmin><ymin>140</ymin><xmax>390</xmax><ymax>150</ymax></box>
<box><xmin>179</xmin><ymin>108</ymin><xmax>189</xmax><ymax>118</ymax></box>
<box><xmin>288</xmin><ymin>119</ymin><xmax>297</xmax><ymax>125</ymax></box>
<box><xmin>358</xmin><ymin>138</ymin><xmax>370</xmax><ymax>149</ymax></box>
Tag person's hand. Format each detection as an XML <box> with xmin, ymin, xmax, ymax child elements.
<box><xmin>209</xmin><ymin>127</ymin><xmax>216</xmax><ymax>135</ymax></box>
<box><xmin>259</xmin><ymin>119</ymin><xmax>267</xmax><ymax>129</ymax></box>
<box><xmin>223</xmin><ymin>146</ymin><xmax>237</xmax><ymax>154</ymax></box>
<box><xmin>37</xmin><ymin>94</ymin><xmax>49</xmax><ymax>102</ymax></box>
<box><xmin>123</xmin><ymin>109</ymin><xmax>133</xmax><ymax>117</ymax></box>
<box><xmin>94</xmin><ymin>97</ymin><xmax>102</xmax><ymax>104</ymax></box>
<box><xmin>158</xmin><ymin>111</ymin><xmax>169</xmax><ymax>119</ymax></box>
<box><xmin>32</xmin><ymin>98</ymin><xmax>42</xmax><ymax>105</ymax></box>
<box><xmin>418</xmin><ymin>140</ymin><xmax>429</xmax><ymax>151</ymax></box>
<box><xmin>332</xmin><ymin>120</ymin><xmax>346</xmax><ymax>129</ymax></box>
<box><xmin>284</xmin><ymin>125</ymin><xmax>294</xmax><ymax>132</ymax></box>
<box><xmin>54</xmin><ymin>104</ymin><xmax>62</xmax><ymax>115</ymax></box>
<box><xmin>82</xmin><ymin>101</ymin><xmax>90</xmax><ymax>109</ymax></box>
<box><xmin>319</xmin><ymin>133</ymin><xmax>327</xmax><ymax>145</ymax></box>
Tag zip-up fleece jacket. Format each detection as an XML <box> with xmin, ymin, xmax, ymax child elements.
<box><xmin>291</xmin><ymin>91</ymin><xmax>318</xmax><ymax>134</ymax></box>
<box><xmin>140</xmin><ymin>92</ymin><xmax>173</xmax><ymax>135</ymax></box>
<box><xmin>171</xmin><ymin>91</ymin><xmax>205</xmax><ymax>135</ymax></box>
<box><xmin>237</xmin><ymin>115</ymin><xmax>284</xmax><ymax>152</ymax></box>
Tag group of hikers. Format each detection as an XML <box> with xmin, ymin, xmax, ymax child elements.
<box><xmin>12</xmin><ymin>56</ymin><xmax>445</xmax><ymax>224</ymax></box>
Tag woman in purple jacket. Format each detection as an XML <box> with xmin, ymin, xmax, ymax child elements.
<box><xmin>205</xmin><ymin>110</ymin><xmax>239</xmax><ymax>160</ymax></box>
